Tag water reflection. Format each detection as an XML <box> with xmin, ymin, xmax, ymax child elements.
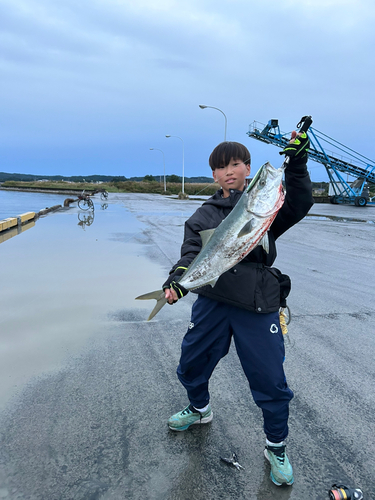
<box><xmin>76</xmin><ymin>204</ymin><xmax>107</xmax><ymax>229</ymax></box>
<box><xmin>0</xmin><ymin>219</ymin><xmax>35</xmax><ymax>245</ymax></box>
<box><xmin>0</xmin><ymin>200</ymin><xmax>166</xmax><ymax>411</ymax></box>
<box><xmin>78</xmin><ymin>212</ymin><xmax>94</xmax><ymax>230</ymax></box>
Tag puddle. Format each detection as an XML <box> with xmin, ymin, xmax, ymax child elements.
<box><xmin>0</xmin><ymin>202</ymin><xmax>166</xmax><ymax>410</ymax></box>
<box><xmin>305</xmin><ymin>213</ymin><xmax>375</xmax><ymax>224</ymax></box>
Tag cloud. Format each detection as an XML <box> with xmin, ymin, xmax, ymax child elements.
<box><xmin>0</xmin><ymin>0</ymin><xmax>374</xmax><ymax>179</ymax></box>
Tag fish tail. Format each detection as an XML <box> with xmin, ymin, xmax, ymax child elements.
<box><xmin>135</xmin><ymin>290</ymin><xmax>167</xmax><ymax>321</ymax></box>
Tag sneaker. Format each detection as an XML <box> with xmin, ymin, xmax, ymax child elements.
<box><xmin>168</xmin><ymin>404</ymin><xmax>213</xmax><ymax>431</ymax></box>
<box><xmin>264</xmin><ymin>444</ymin><xmax>294</xmax><ymax>486</ymax></box>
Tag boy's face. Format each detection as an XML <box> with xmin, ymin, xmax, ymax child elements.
<box><xmin>212</xmin><ymin>157</ymin><xmax>251</xmax><ymax>198</ymax></box>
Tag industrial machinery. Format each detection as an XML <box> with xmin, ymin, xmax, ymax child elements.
<box><xmin>247</xmin><ymin>118</ymin><xmax>375</xmax><ymax>206</ymax></box>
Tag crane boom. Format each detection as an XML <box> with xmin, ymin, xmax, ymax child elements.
<box><xmin>247</xmin><ymin>119</ymin><xmax>375</xmax><ymax>206</ymax></box>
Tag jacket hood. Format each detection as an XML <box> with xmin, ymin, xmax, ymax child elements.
<box><xmin>202</xmin><ymin>188</ymin><xmax>244</xmax><ymax>209</ymax></box>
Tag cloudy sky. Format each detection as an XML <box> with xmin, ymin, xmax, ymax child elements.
<box><xmin>1</xmin><ymin>0</ymin><xmax>374</xmax><ymax>181</ymax></box>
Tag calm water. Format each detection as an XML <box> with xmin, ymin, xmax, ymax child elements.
<box><xmin>0</xmin><ymin>189</ymin><xmax>72</xmax><ymax>219</ymax></box>
<box><xmin>0</xmin><ymin>194</ymin><xmax>165</xmax><ymax>410</ymax></box>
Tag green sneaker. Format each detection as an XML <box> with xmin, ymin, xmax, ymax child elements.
<box><xmin>264</xmin><ymin>444</ymin><xmax>294</xmax><ymax>486</ymax></box>
<box><xmin>168</xmin><ymin>404</ymin><xmax>213</xmax><ymax>431</ymax></box>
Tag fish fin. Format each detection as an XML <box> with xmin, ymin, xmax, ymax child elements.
<box><xmin>260</xmin><ymin>232</ymin><xmax>270</xmax><ymax>253</ymax></box>
<box><xmin>207</xmin><ymin>277</ymin><xmax>218</xmax><ymax>287</ymax></box>
<box><xmin>237</xmin><ymin>220</ymin><xmax>254</xmax><ymax>238</ymax></box>
<box><xmin>135</xmin><ymin>290</ymin><xmax>167</xmax><ymax>321</ymax></box>
<box><xmin>199</xmin><ymin>228</ymin><xmax>215</xmax><ymax>247</ymax></box>
<box><xmin>135</xmin><ymin>290</ymin><xmax>164</xmax><ymax>301</ymax></box>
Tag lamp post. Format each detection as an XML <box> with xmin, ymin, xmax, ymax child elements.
<box><xmin>199</xmin><ymin>104</ymin><xmax>227</xmax><ymax>142</ymax></box>
<box><xmin>165</xmin><ymin>135</ymin><xmax>185</xmax><ymax>194</ymax></box>
<box><xmin>149</xmin><ymin>148</ymin><xmax>166</xmax><ymax>192</ymax></box>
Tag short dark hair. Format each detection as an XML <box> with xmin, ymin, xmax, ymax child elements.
<box><xmin>209</xmin><ymin>142</ymin><xmax>251</xmax><ymax>171</ymax></box>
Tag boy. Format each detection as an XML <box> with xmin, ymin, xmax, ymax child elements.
<box><xmin>163</xmin><ymin>132</ymin><xmax>313</xmax><ymax>486</ymax></box>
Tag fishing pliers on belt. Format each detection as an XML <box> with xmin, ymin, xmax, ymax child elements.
<box><xmin>220</xmin><ymin>452</ymin><xmax>244</xmax><ymax>470</ymax></box>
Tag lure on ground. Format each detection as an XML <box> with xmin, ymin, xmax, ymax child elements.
<box><xmin>220</xmin><ymin>452</ymin><xmax>245</xmax><ymax>471</ymax></box>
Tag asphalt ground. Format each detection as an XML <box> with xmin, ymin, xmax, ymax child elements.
<box><xmin>0</xmin><ymin>194</ymin><xmax>374</xmax><ymax>500</ymax></box>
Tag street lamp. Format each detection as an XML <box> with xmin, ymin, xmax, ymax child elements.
<box><xmin>199</xmin><ymin>105</ymin><xmax>227</xmax><ymax>141</ymax></box>
<box><xmin>165</xmin><ymin>135</ymin><xmax>185</xmax><ymax>194</ymax></box>
<box><xmin>149</xmin><ymin>148</ymin><xmax>166</xmax><ymax>192</ymax></box>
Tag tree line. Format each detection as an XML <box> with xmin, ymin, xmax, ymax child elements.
<box><xmin>0</xmin><ymin>172</ymin><xmax>214</xmax><ymax>184</ymax></box>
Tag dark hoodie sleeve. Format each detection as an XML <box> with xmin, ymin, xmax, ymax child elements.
<box><xmin>270</xmin><ymin>156</ymin><xmax>314</xmax><ymax>240</ymax></box>
<box><xmin>167</xmin><ymin>210</ymin><xmax>207</xmax><ymax>273</ymax></box>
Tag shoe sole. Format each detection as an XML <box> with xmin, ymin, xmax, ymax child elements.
<box><xmin>264</xmin><ymin>449</ymin><xmax>294</xmax><ymax>486</ymax></box>
<box><xmin>168</xmin><ymin>412</ymin><xmax>213</xmax><ymax>431</ymax></box>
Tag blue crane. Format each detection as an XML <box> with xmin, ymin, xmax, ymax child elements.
<box><xmin>247</xmin><ymin>118</ymin><xmax>375</xmax><ymax>206</ymax></box>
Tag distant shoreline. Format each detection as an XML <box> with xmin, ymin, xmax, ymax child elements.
<box><xmin>0</xmin><ymin>180</ymin><xmax>220</xmax><ymax>197</ymax></box>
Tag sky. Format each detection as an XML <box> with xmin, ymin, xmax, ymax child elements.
<box><xmin>1</xmin><ymin>0</ymin><xmax>375</xmax><ymax>182</ymax></box>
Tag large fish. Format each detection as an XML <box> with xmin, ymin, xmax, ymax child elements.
<box><xmin>136</xmin><ymin>161</ymin><xmax>285</xmax><ymax>320</ymax></box>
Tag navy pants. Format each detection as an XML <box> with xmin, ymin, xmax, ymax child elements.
<box><xmin>177</xmin><ymin>295</ymin><xmax>294</xmax><ymax>442</ymax></box>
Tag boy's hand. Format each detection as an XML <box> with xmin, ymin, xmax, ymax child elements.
<box><xmin>164</xmin><ymin>287</ymin><xmax>179</xmax><ymax>304</ymax></box>
<box><xmin>163</xmin><ymin>266</ymin><xmax>189</xmax><ymax>304</ymax></box>
<box><xmin>279</xmin><ymin>131</ymin><xmax>309</xmax><ymax>160</ymax></box>
<box><xmin>164</xmin><ymin>281</ymin><xmax>188</xmax><ymax>304</ymax></box>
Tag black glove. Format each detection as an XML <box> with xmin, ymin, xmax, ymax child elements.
<box><xmin>169</xmin><ymin>281</ymin><xmax>189</xmax><ymax>300</ymax></box>
<box><xmin>162</xmin><ymin>266</ymin><xmax>189</xmax><ymax>302</ymax></box>
<box><xmin>279</xmin><ymin>132</ymin><xmax>309</xmax><ymax>160</ymax></box>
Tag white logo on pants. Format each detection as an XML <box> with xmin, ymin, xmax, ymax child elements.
<box><xmin>188</xmin><ymin>322</ymin><xmax>195</xmax><ymax>330</ymax></box>
<box><xmin>270</xmin><ymin>324</ymin><xmax>278</xmax><ymax>334</ymax></box>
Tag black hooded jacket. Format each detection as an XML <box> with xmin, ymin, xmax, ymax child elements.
<box><xmin>168</xmin><ymin>157</ymin><xmax>314</xmax><ymax>313</ymax></box>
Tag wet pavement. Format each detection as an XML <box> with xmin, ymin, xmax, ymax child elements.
<box><xmin>0</xmin><ymin>194</ymin><xmax>374</xmax><ymax>499</ymax></box>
